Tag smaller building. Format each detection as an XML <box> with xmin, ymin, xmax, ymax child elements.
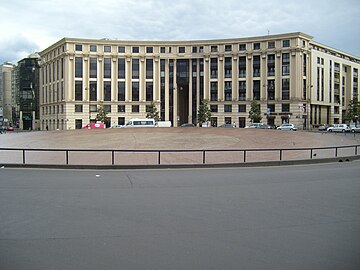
<box><xmin>0</xmin><ymin>62</ymin><xmax>16</xmax><ymax>127</ymax></box>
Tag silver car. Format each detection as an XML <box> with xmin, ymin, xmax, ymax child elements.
<box><xmin>327</xmin><ymin>124</ymin><xmax>350</xmax><ymax>133</ymax></box>
<box><xmin>350</xmin><ymin>125</ymin><xmax>360</xmax><ymax>133</ymax></box>
<box><xmin>277</xmin><ymin>123</ymin><xmax>297</xmax><ymax>131</ymax></box>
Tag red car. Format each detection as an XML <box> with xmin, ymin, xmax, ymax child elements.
<box><xmin>83</xmin><ymin>122</ymin><xmax>106</xmax><ymax>129</ymax></box>
<box><xmin>6</xmin><ymin>126</ymin><xmax>14</xmax><ymax>131</ymax></box>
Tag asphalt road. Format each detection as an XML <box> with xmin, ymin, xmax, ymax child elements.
<box><xmin>1</xmin><ymin>162</ymin><xmax>360</xmax><ymax>270</ymax></box>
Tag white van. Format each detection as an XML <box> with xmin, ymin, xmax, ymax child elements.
<box><xmin>125</xmin><ymin>118</ymin><xmax>156</xmax><ymax>128</ymax></box>
<box><xmin>156</xmin><ymin>121</ymin><xmax>172</xmax><ymax>128</ymax></box>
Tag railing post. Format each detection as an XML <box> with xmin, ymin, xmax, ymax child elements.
<box><xmin>279</xmin><ymin>149</ymin><xmax>282</xmax><ymax>161</ymax></box>
<box><xmin>22</xmin><ymin>150</ymin><xmax>26</xmax><ymax>164</ymax></box>
<box><xmin>202</xmin><ymin>151</ymin><xmax>206</xmax><ymax>164</ymax></box>
<box><xmin>335</xmin><ymin>147</ymin><xmax>338</xmax><ymax>157</ymax></box>
<box><xmin>66</xmin><ymin>150</ymin><xmax>69</xmax><ymax>165</ymax></box>
<box><xmin>244</xmin><ymin>150</ymin><xmax>246</xmax><ymax>163</ymax></box>
<box><xmin>356</xmin><ymin>146</ymin><xmax>358</xmax><ymax>156</ymax></box>
<box><xmin>112</xmin><ymin>150</ymin><xmax>115</xmax><ymax>165</ymax></box>
<box><xmin>310</xmin><ymin>149</ymin><xmax>313</xmax><ymax>159</ymax></box>
<box><xmin>158</xmin><ymin>151</ymin><xmax>161</xmax><ymax>165</ymax></box>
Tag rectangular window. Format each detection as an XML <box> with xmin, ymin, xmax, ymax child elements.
<box><xmin>132</xmin><ymin>105</ymin><xmax>139</xmax><ymax>112</ymax></box>
<box><xmin>104</xmin><ymin>58</ymin><xmax>111</xmax><ymax>78</ymax></box>
<box><xmin>253</xmin><ymin>43</ymin><xmax>260</xmax><ymax>50</ymax></box>
<box><xmin>75</xmin><ymin>119</ymin><xmax>82</xmax><ymax>129</ymax></box>
<box><xmin>132</xmin><ymin>47</ymin><xmax>139</xmax><ymax>53</ymax></box>
<box><xmin>90</xmin><ymin>82</ymin><xmax>97</xmax><ymax>101</ymax></box>
<box><xmin>267</xmin><ymin>54</ymin><xmax>275</xmax><ymax>76</ymax></box>
<box><xmin>118</xmin><ymin>82</ymin><xmax>125</xmax><ymax>101</ymax></box>
<box><xmin>253</xmin><ymin>80</ymin><xmax>260</xmax><ymax>100</ymax></box>
<box><xmin>90</xmin><ymin>57</ymin><xmax>97</xmax><ymax>78</ymax></box>
<box><xmin>210</xmin><ymin>105</ymin><xmax>218</xmax><ymax>112</ymax></box>
<box><xmin>118</xmin><ymin>58</ymin><xmax>125</xmax><ymax>79</ymax></box>
<box><xmin>75</xmin><ymin>57</ymin><xmax>83</xmax><ymax>78</ymax></box>
<box><xmin>132</xmin><ymin>59</ymin><xmax>139</xmax><ymax>79</ymax></box>
<box><xmin>104</xmin><ymin>82</ymin><xmax>111</xmax><ymax>101</ymax></box>
<box><xmin>146</xmin><ymin>82</ymin><xmax>153</xmax><ymax>101</ymax></box>
<box><xmin>282</xmin><ymin>78</ymin><xmax>290</xmax><ymax>100</ymax></box>
<box><xmin>225</xmin><ymin>44</ymin><xmax>232</xmax><ymax>51</ymax></box>
<box><xmin>253</xmin><ymin>55</ymin><xmax>260</xmax><ymax>77</ymax></box>
<box><xmin>75</xmin><ymin>44</ymin><xmax>82</xmax><ymax>51</ymax></box>
<box><xmin>146</xmin><ymin>47</ymin><xmax>153</xmax><ymax>53</ymax></box>
<box><xmin>146</xmin><ymin>59</ymin><xmax>153</xmax><ymax>79</ymax></box>
<box><xmin>199</xmin><ymin>46</ymin><xmax>204</xmax><ymax>53</ymax></box>
<box><xmin>90</xmin><ymin>45</ymin><xmax>97</xmax><ymax>52</ymax></box>
<box><xmin>210</xmin><ymin>58</ymin><xmax>218</xmax><ymax>79</ymax></box>
<box><xmin>210</xmin><ymin>82</ymin><xmax>218</xmax><ymax>101</ymax></box>
<box><xmin>282</xmin><ymin>104</ymin><xmax>290</xmax><ymax>112</ymax></box>
<box><xmin>75</xmin><ymin>104</ymin><xmax>83</xmax><ymax>112</ymax></box>
<box><xmin>238</xmin><ymin>104</ymin><xmax>246</xmax><ymax>113</ymax></box>
<box><xmin>118</xmin><ymin>46</ymin><xmax>125</xmax><ymax>53</ymax></box>
<box><xmin>118</xmin><ymin>117</ymin><xmax>125</xmax><ymax>125</ymax></box>
<box><xmin>267</xmin><ymin>80</ymin><xmax>275</xmax><ymax>100</ymax></box>
<box><xmin>283</xmin><ymin>40</ymin><xmax>290</xmax><ymax>47</ymax></box>
<box><xmin>211</xmin><ymin>45</ymin><xmax>218</xmax><ymax>52</ymax></box>
<box><xmin>224</xmin><ymin>57</ymin><xmax>232</xmax><ymax>78</ymax></box>
<box><xmin>103</xmin><ymin>105</ymin><xmax>111</xmax><ymax>113</ymax></box>
<box><xmin>268</xmin><ymin>41</ymin><xmax>275</xmax><ymax>49</ymax></box>
<box><xmin>132</xmin><ymin>82</ymin><xmax>139</xmax><ymax>101</ymax></box>
<box><xmin>192</xmin><ymin>46</ymin><xmax>197</xmax><ymax>53</ymax></box>
<box><xmin>224</xmin><ymin>81</ymin><xmax>232</xmax><ymax>101</ymax></box>
<box><xmin>75</xmin><ymin>81</ymin><xmax>83</xmax><ymax>101</ymax></box>
<box><xmin>178</xmin><ymin>47</ymin><xmax>185</xmax><ymax>53</ymax></box>
<box><xmin>224</xmin><ymin>105</ymin><xmax>232</xmax><ymax>113</ymax></box>
<box><xmin>90</xmin><ymin>105</ymin><xmax>97</xmax><ymax>112</ymax></box>
<box><xmin>239</xmin><ymin>44</ymin><xmax>246</xmax><ymax>51</ymax></box>
<box><xmin>118</xmin><ymin>105</ymin><xmax>125</xmax><ymax>112</ymax></box>
<box><xmin>160</xmin><ymin>47</ymin><xmax>166</xmax><ymax>53</ymax></box>
<box><xmin>239</xmin><ymin>81</ymin><xmax>246</xmax><ymax>101</ymax></box>
<box><xmin>282</xmin><ymin>53</ymin><xmax>290</xmax><ymax>76</ymax></box>
<box><xmin>239</xmin><ymin>56</ymin><xmax>246</xmax><ymax>78</ymax></box>
<box><xmin>104</xmin><ymin>45</ymin><xmax>111</xmax><ymax>53</ymax></box>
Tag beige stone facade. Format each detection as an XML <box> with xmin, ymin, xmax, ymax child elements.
<box><xmin>39</xmin><ymin>32</ymin><xmax>360</xmax><ymax>130</ymax></box>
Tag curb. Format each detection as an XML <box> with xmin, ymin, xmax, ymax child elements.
<box><xmin>1</xmin><ymin>155</ymin><xmax>359</xmax><ymax>170</ymax></box>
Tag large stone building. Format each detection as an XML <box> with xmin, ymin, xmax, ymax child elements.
<box><xmin>0</xmin><ymin>62</ymin><xmax>16</xmax><ymax>128</ymax></box>
<box><xmin>38</xmin><ymin>32</ymin><xmax>359</xmax><ymax>130</ymax></box>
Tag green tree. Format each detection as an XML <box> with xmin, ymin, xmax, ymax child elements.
<box><xmin>345</xmin><ymin>97</ymin><xmax>360</xmax><ymax>124</ymax></box>
<box><xmin>95</xmin><ymin>101</ymin><xmax>108</xmax><ymax>123</ymax></box>
<box><xmin>249</xmin><ymin>100</ymin><xmax>262</xmax><ymax>123</ymax></box>
<box><xmin>197</xmin><ymin>100</ymin><xmax>212</xmax><ymax>126</ymax></box>
<box><xmin>146</xmin><ymin>102</ymin><xmax>160</xmax><ymax>121</ymax></box>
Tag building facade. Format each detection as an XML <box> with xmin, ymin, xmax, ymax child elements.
<box><xmin>0</xmin><ymin>63</ymin><xmax>16</xmax><ymax>128</ymax></box>
<box><xmin>38</xmin><ymin>32</ymin><xmax>360</xmax><ymax>130</ymax></box>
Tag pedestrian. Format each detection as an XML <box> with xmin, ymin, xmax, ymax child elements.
<box><xmin>233</xmin><ymin>122</ymin><xmax>236</xmax><ymax>128</ymax></box>
<box><xmin>46</xmin><ymin>125</ymin><xmax>49</xmax><ymax>131</ymax></box>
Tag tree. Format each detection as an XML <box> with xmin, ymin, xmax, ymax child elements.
<box><xmin>197</xmin><ymin>100</ymin><xmax>211</xmax><ymax>126</ymax></box>
<box><xmin>146</xmin><ymin>102</ymin><xmax>160</xmax><ymax>121</ymax></box>
<box><xmin>95</xmin><ymin>101</ymin><xmax>108</xmax><ymax>123</ymax></box>
<box><xmin>249</xmin><ymin>100</ymin><xmax>262</xmax><ymax>123</ymax></box>
<box><xmin>345</xmin><ymin>97</ymin><xmax>359</xmax><ymax>124</ymax></box>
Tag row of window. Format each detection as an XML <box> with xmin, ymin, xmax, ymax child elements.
<box><xmin>73</xmin><ymin>40</ymin><xmax>293</xmax><ymax>54</ymax></box>
<box><xmin>209</xmin><ymin>104</ymin><xmax>291</xmax><ymax>113</ymax></box>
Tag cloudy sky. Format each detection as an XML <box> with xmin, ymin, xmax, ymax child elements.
<box><xmin>0</xmin><ymin>0</ymin><xmax>359</xmax><ymax>63</ymax></box>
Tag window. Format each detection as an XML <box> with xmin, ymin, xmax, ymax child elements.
<box><xmin>103</xmin><ymin>105</ymin><xmax>111</xmax><ymax>113</ymax></box>
<box><xmin>132</xmin><ymin>47</ymin><xmax>139</xmax><ymax>53</ymax></box>
<box><xmin>118</xmin><ymin>82</ymin><xmax>125</xmax><ymax>101</ymax></box>
<box><xmin>104</xmin><ymin>58</ymin><xmax>111</xmax><ymax>78</ymax></box>
<box><xmin>239</xmin><ymin>81</ymin><xmax>246</xmax><ymax>101</ymax></box>
<box><xmin>75</xmin><ymin>44</ymin><xmax>82</xmax><ymax>51</ymax></box>
<box><xmin>118</xmin><ymin>46</ymin><xmax>125</xmax><ymax>53</ymax></box>
<box><xmin>75</xmin><ymin>81</ymin><xmax>82</xmax><ymax>101</ymax></box>
<box><xmin>75</xmin><ymin>57</ymin><xmax>83</xmax><ymax>78</ymax></box>
<box><xmin>224</xmin><ymin>57</ymin><xmax>232</xmax><ymax>78</ymax></box>
<box><xmin>178</xmin><ymin>47</ymin><xmax>185</xmax><ymax>53</ymax></box>
<box><xmin>132</xmin><ymin>82</ymin><xmax>139</xmax><ymax>101</ymax></box>
<box><xmin>267</xmin><ymin>54</ymin><xmax>275</xmax><ymax>76</ymax></box>
<box><xmin>168</xmin><ymin>47</ymin><xmax>172</xmax><ymax>53</ymax></box>
<box><xmin>104</xmin><ymin>82</ymin><xmax>111</xmax><ymax>101</ymax></box>
<box><xmin>267</xmin><ymin>80</ymin><xmax>275</xmax><ymax>100</ymax></box>
<box><xmin>211</xmin><ymin>45</ymin><xmax>218</xmax><ymax>52</ymax></box>
<box><xmin>90</xmin><ymin>45</ymin><xmax>97</xmax><ymax>52</ymax></box>
<box><xmin>118</xmin><ymin>105</ymin><xmax>125</xmax><ymax>112</ymax></box>
<box><xmin>239</xmin><ymin>44</ymin><xmax>246</xmax><ymax>51</ymax></box>
<box><xmin>282</xmin><ymin>104</ymin><xmax>290</xmax><ymax>112</ymax></box>
<box><xmin>199</xmin><ymin>46</ymin><xmax>204</xmax><ymax>52</ymax></box>
<box><xmin>90</xmin><ymin>82</ymin><xmax>97</xmax><ymax>101</ymax></box>
<box><xmin>90</xmin><ymin>105</ymin><xmax>97</xmax><ymax>112</ymax></box>
<box><xmin>253</xmin><ymin>55</ymin><xmax>260</xmax><ymax>77</ymax></box>
<box><xmin>224</xmin><ymin>105</ymin><xmax>232</xmax><ymax>112</ymax></box>
<box><xmin>75</xmin><ymin>119</ymin><xmax>82</xmax><ymax>129</ymax></box>
<box><xmin>118</xmin><ymin>117</ymin><xmax>125</xmax><ymax>125</ymax></box>
<box><xmin>132</xmin><ymin>105</ymin><xmax>139</xmax><ymax>112</ymax></box>
<box><xmin>160</xmin><ymin>47</ymin><xmax>166</xmax><ymax>53</ymax></box>
<box><xmin>238</xmin><ymin>104</ymin><xmax>246</xmax><ymax>113</ymax></box>
<box><xmin>104</xmin><ymin>45</ymin><xmax>111</xmax><ymax>53</ymax></box>
<box><xmin>192</xmin><ymin>47</ymin><xmax>197</xmax><ymax>53</ymax></box>
<box><xmin>210</xmin><ymin>58</ymin><xmax>218</xmax><ymax>78</ymax></box>
<box><xmin>90</xmin><ymin>58</ymin><xmax>97</xmax><ymax>78</ymax></box>
<box><xmin>210</xmin><ymin>105</ymin><xmax>218</xmax><ymax>112</ymax></box>
<box><xmin>225</xmin><ymin>44</ymin><xmax>232</xmax><ymax>51</ymax></box>
<box><xmin>282</xmin><ymin>78</ymin><xmax>290</xmax><ymax>100</ymax></box>
<box><xmin>253</xmin><ymin>43</ymin><xmax>260</xmax><ymax>50</ymax></box>
<box><xmin>282</xmin><ymin>53</ymin><xmax>290</xmax><ymax>76</ymax></box>
<box><xmin>132</xmin><ymin>59</ymin><xmax>139</xmax><ymax>79</ymax></box>
<box><xmin>146</xmin><ymin>59</ymin><xmax>153</xmax><ymax>79</ymax></box>
<box><xmin>146</xmin><ymin>82</ymin><xmax>153</xmax><ymax>101</ymax></box>
<box><xmin>225</xmin><ymin>117</ymin><xmax>232</xmax><ymax>124</ymax></box>
<box><xmin>283</xmin><ymin>40</ymin><xmax>290</xmax><ymax>47</ymax></box>
<box><xmin>75</xmin><ymin>104</ymin><xmax>83</xmax><ymax>112</ymax></box>
<box><xmin>146</xmin><ymin>47</ymin><xmax>153</xmax><ymax>53</ymax></box>
<box><xmin>118</xmin><ymin>58</ymin><xmax>125</xmax><ymax>79</ymax></box>
<box><xmin>210</xmin><ymin>82</ymin><xmax>218</xmax><ymax>101</ymax></box>
<box><xmin>239</xmin><ymin>56</ymin><xmax>246</xmax><ymax>78</ymax></box>
<box><xmin>268</xmin><ymin>41</ymin><xmax>275</xmax><ymax>49</ymax></box>
<box><xmin>224</xmin><ymin>81</ymin><xmax>232</xmax><ymax>101</ymax></box>
<box><xmin>253</xmin><ymin>81</ymin><xmax>260</xmax><ymax>100</ymax></box>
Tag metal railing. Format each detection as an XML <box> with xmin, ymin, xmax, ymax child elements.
<box><xmin>0</xmin><ymin>144</ymin><xmax>359</xmax><ymax>166</ymax></box>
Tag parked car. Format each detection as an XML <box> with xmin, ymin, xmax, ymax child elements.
<box><xmin>6</xmin><ymin>126</ymin><xmax>14</xmax><ymax>131</ymax></box>
<box><xmin>219</xmin><ymin>124</ymin><xmax>235</xmax><ymax>128</ymax></box>
<box><xmin>326</xmin><ymin>124</ymin><xmax>350</xmax><ymax>133</ymax></box>
<box><xmin>277</xmin><ymin>123</ymin><xmax>297</xmax><ymax>131</ymax></box>
<box><xmin>350</xmin><ymin>125</ymin><xmax>360</xmax><ymax>133</ymax></box>
<box><xmin>0</xmin><ymin>126</ymin><xmax>6</xmax><ymax>134</ymax></box>
<box><xmin>83</xmin><ymin>122</ymin><xmax>106</xmax><ymax>129</ymax></box>
<box><xmin>318</xmin><ymin>124</ymin><xmax>329</xmax><ymax>131</ymax></box>
<box><xmin>180</xmin><ymin>123</ymin><xmax>195</xmax><ymax>127</ymax></box>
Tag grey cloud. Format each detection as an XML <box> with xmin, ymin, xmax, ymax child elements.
<box><xmin>0</xmin><ymin>36</ymin><xmax>39</xmax><ymax>64</ymax></box>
